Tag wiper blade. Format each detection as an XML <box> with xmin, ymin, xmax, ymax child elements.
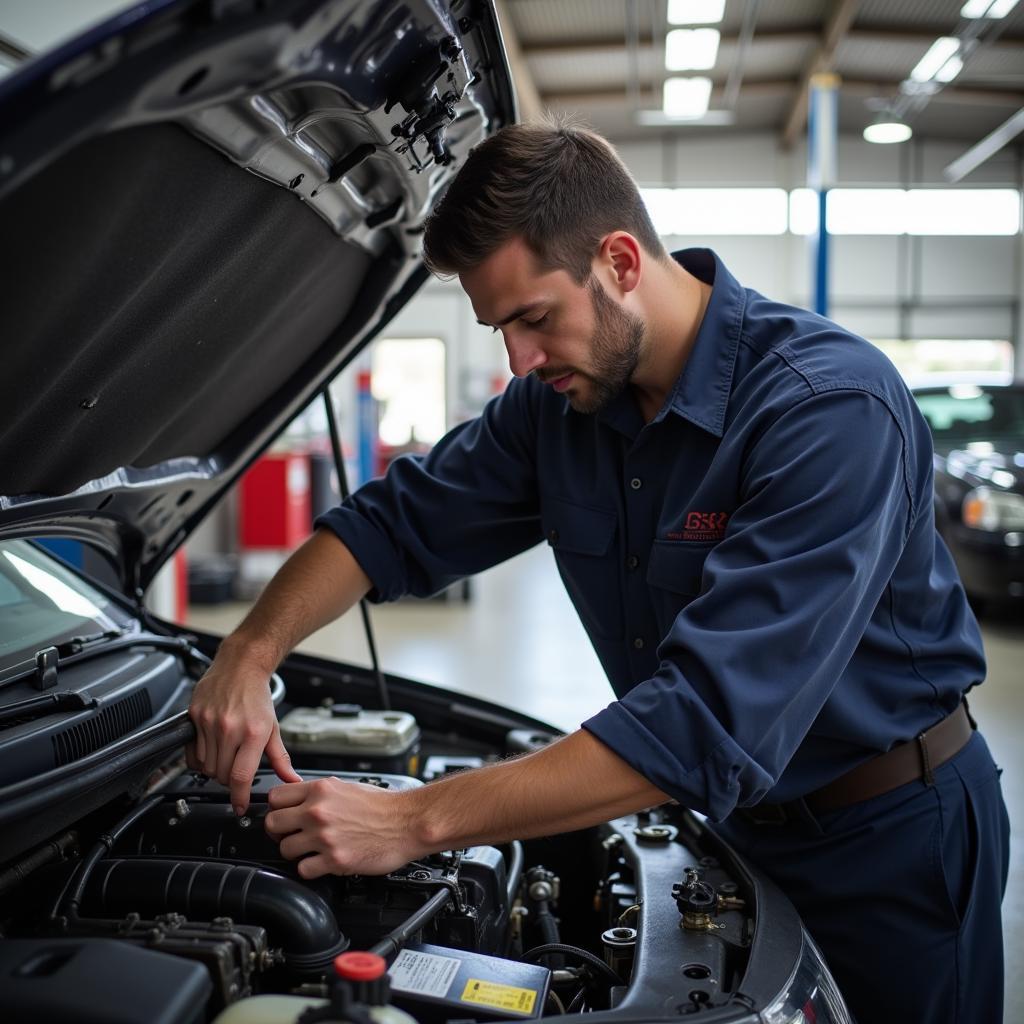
<box><xmin>0</xmin><ymin>690</ymin><xmax>98</xmax><ymax>726</ymax></box>
<box><xmin>0</xmin><ymin>631</ymin><xmax>210</xmax><ymax>693</ymax></box>
<box><xmin>56</xmin><ymin>629</ymin><xmax>125</xmax><ymax>658</ymax></box>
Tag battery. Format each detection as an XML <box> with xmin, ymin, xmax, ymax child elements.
<box><xmin>278</xmin><ymin>704</ymin><xmax>421</xmax><ymax>776</ymax></box>
<box><xmin>387</xmin><ymin>943</ymin><xmax>549</xmax><ymax>1022</ymax></box>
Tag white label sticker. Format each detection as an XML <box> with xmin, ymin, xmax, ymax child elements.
<box><xmin>388</xmin><ymin>949</ymin><xmax>461</xmax><ymax>997</ymax></box>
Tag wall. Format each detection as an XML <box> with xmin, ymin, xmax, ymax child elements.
<box><xmin>615</xmin><ymin>132</ymin><xmax>1023</xmax><ymax>358</ymax></box>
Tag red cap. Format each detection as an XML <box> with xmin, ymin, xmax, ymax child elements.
<box><xmin>334</xmin><ymin>952</ymin><xmax>387</xmax><ymax>982</ymax></box>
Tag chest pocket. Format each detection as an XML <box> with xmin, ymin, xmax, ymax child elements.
<box><xmin>542</xmin><ymin>498</ymin><xmax>620</xmax><ymax>638</ymax></box>
<box><xmin>646</xmin><ymin>540</ymin><xmax>715</xmax><ymax>629</ymax></box>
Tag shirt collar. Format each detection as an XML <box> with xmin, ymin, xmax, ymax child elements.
<box><xmin>654</xmin><ymin>248</ymin><xmax>745</xmax><ymax>438</ymax></box>
<box><xmin>594</xmin><ymin>248</ymin><xmax>745</xmax><ymax>439</ymax></box>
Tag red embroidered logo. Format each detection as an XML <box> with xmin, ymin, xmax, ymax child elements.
<box><xmin>667</xmin><ymin>511</ymin><xmax>729</xmax><ymax>541</ymax></box>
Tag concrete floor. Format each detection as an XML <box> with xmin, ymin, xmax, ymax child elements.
<box><xmin>188</xmin><ymin>543</ymin><xmax>1022</xmax><ymax>1016</ymax></box>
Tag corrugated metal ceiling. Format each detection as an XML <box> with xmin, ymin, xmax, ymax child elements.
<box><xmin>500</xmin><ymin>0</ymin><xmax>1024</xmax><ymax>147</ymax></box>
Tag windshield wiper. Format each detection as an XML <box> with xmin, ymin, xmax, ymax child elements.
<box><xmin>0</xmin><ymin>631</ymin><xmax>209</xmax><ymax>694</ymax></box>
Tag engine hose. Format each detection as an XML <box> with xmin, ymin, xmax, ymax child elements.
<box><xmin>532</xmin><ymin>900</ymin><xmax>563</xmax><ymax>964</ymax></box>
<box><xmin>368</xmin><ymin>887</ymin><xmax>451</xmax><ymax>959</ymax></box>
<box><xmin>0</xmin><ymin>831</ymin><xmax>78</xmax><ymax>898</ymax></box>
<box><xmin>520</xmin><ymin>942</ymin><xmax>625</xmax><ymax>988</ymax></box>
<box><xmin>81</xmin><ymin>858</ymin><xmax>348</xmax><ymax>973</ymax></box>
<box><xmin>58</xmin><ymin>793</ymin><xmax>165</xmax><ymax>920</ymax></box>
<box><xmin>505</xmin><ymin>841</ymin><xmax>524</xmax><ymax>908</ymax></box>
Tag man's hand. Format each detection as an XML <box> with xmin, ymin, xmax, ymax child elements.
<box><xmin>264</xmin><ymin>731</ymin><xmax>670</xmax><ymax>879</ymax></box>
<box><xmin>187</xmin><ymin>641</ymin><xmax>302</xmax><ymax>815</ymax></box>
<box><xmin>265</xmin><ymin>778</ymin><xmax>423</xmax><ymax>879</ymax></box>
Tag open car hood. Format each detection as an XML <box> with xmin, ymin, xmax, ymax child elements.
<box><xmin>0</xmin><ymin>0</ymin><xmax>515</xmax><ymax>594</ymax></box>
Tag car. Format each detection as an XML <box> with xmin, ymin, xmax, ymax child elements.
<box><xmin>0</xmin><ymin>2</ymin><xmax>851</xmax><ymax>1022</ymax></box>
<box><xmin>912</xmin><ymin>382</ymin><xmax>1024</xmax><ymax>605</ymax></box>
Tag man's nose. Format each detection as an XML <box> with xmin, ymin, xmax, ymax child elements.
<box><xmin>504</xmin><ymin>330</ymin><xmax>547</xmax><ymax>378</ymax></box>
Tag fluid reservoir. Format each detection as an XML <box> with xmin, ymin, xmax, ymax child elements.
<box><xmin>278</xmin><ymin>705</ymin><xmax>420</xmax><ymax>776</ymax></box>
<box><xmin>211</xmin><ymin>952</ymin><xmax>417</xmax><ymax>1024</ymax></box>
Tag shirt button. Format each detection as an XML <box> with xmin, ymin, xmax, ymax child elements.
<box><xmin>626</xmin><ymin>555</ymin><xmax>639</xmax><ymax>570</ymax></box>
<box><xmin>629</xmin><ymin>477</ymin><xmax>642</xmax><ymax>490</ymax></box>
<box><xmin>548</xmin><ymin>528</ymin><xmax>559</xmax><ymax>544</ymax></box>
<box><xmin>632</xmin><ymin>637</ymin><xmax>645</xmax><ymax>650</ymax></box>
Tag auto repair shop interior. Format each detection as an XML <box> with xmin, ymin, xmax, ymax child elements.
<box><xmin>0</xmin><ymin>1</ymin><xmax>1022</xmax><ymax>1023</ymax></box>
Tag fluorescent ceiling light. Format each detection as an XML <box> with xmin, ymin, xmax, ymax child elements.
<box><xmin>665</xmin><ymin>28</ymin><xmax>720</xmax><ymax>70</ymax></box>
<box><xmin>863</xmin><ymin>120</ymin><xmax>913</xmax><ymax>144</ymax></box>
<box><xmin>668</xmin><ymin>0</ymin><xmax>726</xmax><ymax>25</ymax></box>
<box><xmin>910</xmin><ymin>37</ymin><xmax>961</xmax><ymax>82</ymax></box>
<box><xmin>663</xmin><ymin>76</ymin><xmax>713</xmax><ymax>118</ymax></box>
<box><xmin>933</xmin><ymin>55</ymin><xmax>963</xmax><ymax>83</ymax></box>
<box><xmin>960</xmin><ymin>0</ymin><xmax>1019</xmax><ymax>16</ymax></box>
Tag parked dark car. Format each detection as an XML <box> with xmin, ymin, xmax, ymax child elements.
<box><xmin>0</xmin><ymin>2</ymin><xmax>850</xmax><ymax>1022</ymax></box>
<box><xmin>913</xmin><ymin>383</ymin><xmax>1024</xmax><ymax>604</ymax></box>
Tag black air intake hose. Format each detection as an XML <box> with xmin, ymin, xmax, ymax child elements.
<box><xmin>82</xmin><ymin>858</ymin><xmax>347</xmax><ymax>973</ymax></box>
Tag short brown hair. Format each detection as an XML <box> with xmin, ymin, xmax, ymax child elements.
<box><xmin>422</xmin><ymin>118</ymin><xmax>667</xmax><ymax>283</ymax></box>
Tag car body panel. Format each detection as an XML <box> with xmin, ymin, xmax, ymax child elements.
<box><xmin>0</xmin><ymin>0</ymin><xmax>514</xmax><ymax>594</ymax></box>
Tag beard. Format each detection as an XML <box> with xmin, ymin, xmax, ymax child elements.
<box><xmin>550</xmin><ymin>276</ymin><xmax>645</xmax><ymax>415</ymax></box>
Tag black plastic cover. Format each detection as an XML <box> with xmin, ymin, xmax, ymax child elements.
<box><xmin>0</xmin><ymin>937</ymin><xmax>211</xmax><ymax>1024</ymax></box>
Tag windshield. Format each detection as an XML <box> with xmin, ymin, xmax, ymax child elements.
<box><xmin>914</xmin><ymin>386</ymin><xmax>1024</xmax><ymax>447</ymax></box>
<box><xmin>0</xmin><ymin>540</ymin><xmax>129</xmax><ymax>667</ymax></box>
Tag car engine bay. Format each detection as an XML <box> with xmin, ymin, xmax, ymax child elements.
<box><xmin>0</xmin><ymin>637</ymin><xmax>768</xmax><ymax>1024</ymax></box>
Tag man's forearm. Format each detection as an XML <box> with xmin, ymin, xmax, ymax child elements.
<box><xmin>405</xmin><ymin>729</ymin><xmax>669</xmax><ymax>854</ymax></box>
<box><xmin>224</xmin><ymin>528</ymin><xmax>372</xmax><ymax>672</ymax></box>
<box><xmin>266</xmin><ymin>728</ymin><xmax>671</xmax><ymax>878</ymax></box>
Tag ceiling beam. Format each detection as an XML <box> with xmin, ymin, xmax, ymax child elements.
<box><xmin>541</xmin><ymin>79</ymin><xmax>1024</xmax><ymax>110</ymax></box>
<box><xmin>944</xmin><ymin>107</ymin><xmax>1024</xmax><ymax>181</ymax></box>
<box><xmin>518</xmin><ymin>27</ymin><xmax>1023</xmax><ymax>59</ymax></box>
<box><xmin>782</xmin><ymin>0</ymin><xmax>861</xmax><ymax>148</ymax></box>
<box><xmin>494</xmin><ymin>0</ymin><xmax>544</xmax><ymax>121</ymax></box>
<box><xmin>0</xmin><ymin>33</ymin><xmax>31</xmax><ymax>62</ymax></box>
<box><xmin>540</xmin><ymin>78</ymin><xmax>1019</xmax><ymax>108</ymax></box>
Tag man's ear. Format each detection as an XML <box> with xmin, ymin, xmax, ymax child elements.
<box><xmin>595</xmin><ymin>232</ymin><xmax>642</xmax><ymax>296</ymax></box>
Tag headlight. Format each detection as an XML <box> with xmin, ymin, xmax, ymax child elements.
<box><xmin>762</xmin><ymin>929</ymin><xmax>852</xmax><ymax>1024</ymax></box>
<box><xmin>961</xmin><ymin>487</ymin><xmax>1024</xmax><ymax>532</ymax></box>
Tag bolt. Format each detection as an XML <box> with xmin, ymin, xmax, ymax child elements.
<box><xmin>528</xmin><ymin>880</ymin><xmax>553</xmax><ymax>901</ymax></box>
<box><xmin>238</xmin><ymin>816</ymin><xmax>252</xmax><ymax>829</ymax></box>
<box><xmin>175</xmin><ymin>799</ymin><xmax>189</xmax><ymax>818</ymax></box>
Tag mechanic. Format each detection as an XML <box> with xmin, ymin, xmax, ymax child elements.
<box><xmin>188</xmin><ymin>121</ymin><xmax>1009</xmax><ymax>1023</ymax></box>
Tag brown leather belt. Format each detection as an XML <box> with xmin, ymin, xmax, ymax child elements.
<box><xmin>741</xmin><ymin>702</ymin><xmax>974</xmax><ymax>825</ymax></box>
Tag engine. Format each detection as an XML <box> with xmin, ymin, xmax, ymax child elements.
<box><xmin>0</xmin><ymin>703</ymin><xmax>758</xmax><ymax>1024</ymax></box>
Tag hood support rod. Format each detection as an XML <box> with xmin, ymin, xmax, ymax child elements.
<box><xmin>322</xmin><ymin>388</ymin><xmax>391</xmax><ymax>711</ymax></box>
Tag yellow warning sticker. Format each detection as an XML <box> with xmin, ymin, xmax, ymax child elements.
<box><xmin>460</xmin><ymin>978</ymin><xmax>538</xmax><ymax>1015</ymax></box>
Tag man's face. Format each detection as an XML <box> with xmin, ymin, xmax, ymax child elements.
<box><xmin>460</xmin><ymin>237</ymin><xmax>645</xmax><ymax>414</ymax></box>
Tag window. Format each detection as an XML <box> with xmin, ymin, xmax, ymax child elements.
<box><xmin>640</xmin><ymin>188</ymin><xmax>789</xmax><ymax>235</ymax></box>
<box><xmin>790</xmin><ymin>188</ymin><xmax>1020</xmax><ymax>236</ymax></box>
<box><xmin>371</xmin><ymin>338</ymin><xmax>447</xmax><ymax>446</ymax></box>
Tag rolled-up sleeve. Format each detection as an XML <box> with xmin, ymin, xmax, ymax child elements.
<box><xmin>583</xmin><ymin>388</ymin><xmax>916</xmax><ymax>820</ymax></box>
<box><xmin>315</xmin><ymin>379</ymin><xmax>543</xmax><ymax>601</ymax></box>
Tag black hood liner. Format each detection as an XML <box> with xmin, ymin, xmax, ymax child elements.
<box><xmin>1</xmin><ymin>121</ymin><xmax>371</xmax><ymax>497</ymax></box>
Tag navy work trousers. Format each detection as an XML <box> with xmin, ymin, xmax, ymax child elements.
<box><xmin>717</xmin><ymin>732</ymin><xmax>1010</xmax><ymax>1024</ymax></box>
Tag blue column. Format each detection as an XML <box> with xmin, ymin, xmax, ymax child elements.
<box><xmin>807</xmin><ymin>73</ymin><xmax>839</xmax><ymax>318</ymax></box>
<box><xmin>357</xmin><ymin>368</ymin><xmax>377</xmax><ymax>485</ymax></box>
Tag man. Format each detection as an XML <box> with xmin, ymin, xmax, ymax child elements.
<box><xmin>188</xmin><ymin>121</ymin><xmax>1009</xmax><ymax>1022</ymax></box>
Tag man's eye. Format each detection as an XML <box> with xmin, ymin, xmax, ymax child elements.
<box><xmin>524</xmin><ymin>314</ymin><xmax>549</xmax><ymax>329</ymax></box>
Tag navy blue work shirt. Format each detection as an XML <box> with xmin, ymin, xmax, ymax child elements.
<box><xmin>316</xmin><ymin>248</ymin><xmax>986</xmax><ymax>821</ymax></box>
